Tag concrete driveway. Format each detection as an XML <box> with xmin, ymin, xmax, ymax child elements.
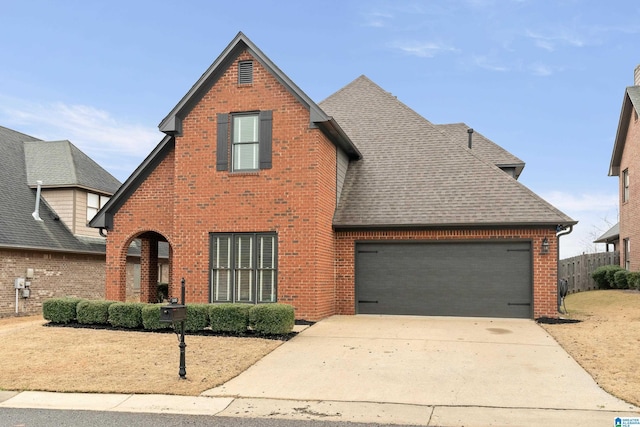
<box><xmin>205</xmin><ymin>315</ymin><xmax>640</xmax><ymax>426</ymax></box>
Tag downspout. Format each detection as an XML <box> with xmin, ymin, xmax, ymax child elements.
<box><xmin>556</xmin><ymin>225</ymin><xmax>574</xmax><ymax>313</ymax></box>
<box><xmin>99</xmin><ymin>228</ymin><xmax>108</xmax><ymax>238</ymax></box>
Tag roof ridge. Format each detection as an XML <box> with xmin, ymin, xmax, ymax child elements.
<box><xmin>64</xmin><ymin>140</ymin><xmax>79</xmax><ymax>184</ymax></box>
<box><xmin>0</xmin><ymin>125</ymin><xmax>42</xmax><ymax>142</ymax></box>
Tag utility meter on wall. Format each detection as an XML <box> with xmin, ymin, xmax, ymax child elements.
<box><xmin>14</xmin><ymin>278</ymin><xmax>25</xmax><ymax>289</ymax></box>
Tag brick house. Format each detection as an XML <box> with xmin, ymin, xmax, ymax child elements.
<box><xmin>608</xmin><ymin>65</ymin><xmax>640</xmax><ymax>270</ymax></box>
<box><xmin>0</xmin><ymin>126</ymin><xmax>122</xmax><ymax>317</ymax></box>
<box><xmin>91</xmin><ymin>32</ymin><xmax>575</xmax><ymax>321</ymax></box>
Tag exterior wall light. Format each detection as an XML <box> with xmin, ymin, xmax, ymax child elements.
<box><xmin>541</xmin><ymin>237</ymin><xmax>550</xmax><ymax>254</ymax></box>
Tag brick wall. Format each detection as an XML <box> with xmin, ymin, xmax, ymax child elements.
<box><xmin>619</xmin><ymin>110</ymin><xmax>640</xmax><ymax>271</ymax></box>
<box><xmin>105</xmin><ymin>149</ymin><xmax>175</xmax><ymax>301</ymax></box>
<box><xmin>104</xmin><ymin>49</ymin><xmax>339</xmax><ymax>320</ymax></box>
<box><xmin>335</xmin><ymin>227</ymin><xmax>559</xmax><ymax>319</ymax></box>
<box><xmin>0</xmin><ymin>249</ymin><xmax>105</xmax><ymax>318</ymax></box>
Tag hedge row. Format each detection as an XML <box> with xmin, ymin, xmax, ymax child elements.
<box><xmin>42</xmin><ymin>298</ymin><xmax>295</xmax><ymax>335</ymax></box>
<box><xmin>591</xmin><ymin>265</ymin><xmax>640</xmax><ymax>290</ymax></box>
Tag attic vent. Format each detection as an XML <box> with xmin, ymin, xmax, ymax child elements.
<box><xmin>238</xmin><ymin>60</ymin><xmax>253</xmax><ymax>84</ymax></box>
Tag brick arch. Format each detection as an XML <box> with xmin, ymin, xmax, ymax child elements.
<box><xmin>106</xmin><ymin>229</ymin><xmax>173</xmax><ymax>303</ymax></box>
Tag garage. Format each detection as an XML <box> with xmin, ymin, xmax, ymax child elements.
<box><xmin>355</xmin><ymin>241</ymin><xmax>532</xmax><ymax>318</ymax></box>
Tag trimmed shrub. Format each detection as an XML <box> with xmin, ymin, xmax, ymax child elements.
<box><xmin>591</xmin><ymin>266</ymin><xmax>609</xmax><ymax>288</ymax></box>
<box><xmin>184</xmin><ymin>304</ymin><xmax>209</xmax><ymax>332</ymax></box>
<box><xmin>209</xmin><ymin>304</ymin><xmax>250</xmax><ymax>334</ymax></box>
<box><xmin>141</xmin><ymin>304</ymin><xmax>172</xmax><ymax>330</ymax></box>
<box><xmin>43</xmin><ymin>297</ymin><xmax>84</xmax><ymax>324</ymax></box>
<box><xmin>592</xmin><ymin>265</ymin><xmax>623</xmax><ymax>289</ymax></box>
<box><xmin>614</xmin><ymin>270</ymin><xmax>630</xmax><ymax>289</ymax></box>
<box><xmin>249</xmin><ymin>304</ymin><xmax>295</xmax><ymax>335</ymax></box>
<box><xmin>631</xmin><ymin>272</ymin><xmax>640</xmax><ymax>290</ymax></box>
<box><xmin>76</xmin><ymin>300</ymin><xmax>115</xmax><ymax>325</ymax></box>
<box><xmin>605</xmin><ymin>265</ymin><xmax>625</xmax><ymax>288</ymax></box>
<box><xmin>108</xmin><ymin>302</ymin><xmax>144</xmax><ymax>328</ymax></box>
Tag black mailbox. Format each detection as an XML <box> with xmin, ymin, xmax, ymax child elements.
<box><xmin>160</xmin><ymin>299</ymin><xmax>187</xmax><ymax>323</ymax></box>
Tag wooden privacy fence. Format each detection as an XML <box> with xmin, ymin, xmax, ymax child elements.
<box><xmin>559</xmin><ymin>251</ymin><xmax>620</xmax><ymax>294</ymax></box>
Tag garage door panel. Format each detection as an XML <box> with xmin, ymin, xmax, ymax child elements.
<box><xmin>356</xmin><ymin>242</ymin><xmax>532</xmax><ymax>318</ymax></box>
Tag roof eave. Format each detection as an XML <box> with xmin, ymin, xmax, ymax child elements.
<box><xmin>609</xmin><ymin>89</ymin><xmax>634</xmax><ymax>176</ymax></box>
<box><xmin>333</xmin><ymin>220</ymin><xmax>578</xmax><ymax>231</ymax></box>
<box><xmin>315</xmin><ymin>117</ymin><xmax>362</xmax><ymax>160</ymax></box>
<box><xmin>0</xmin><ymin>243</ymin><xmax>106</xmax><ymax>256</ymax></box>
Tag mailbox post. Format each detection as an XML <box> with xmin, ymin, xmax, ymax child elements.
<box><xmin>159</xmin><ymin>278</ymin><xmax>187</xmax><ymax>379</ymax></box>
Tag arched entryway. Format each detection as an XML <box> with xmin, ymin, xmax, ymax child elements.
<box><xmin>122</xmin><ymin>231</ymin><xmax>173</xmax><ymax>303</ymax></box>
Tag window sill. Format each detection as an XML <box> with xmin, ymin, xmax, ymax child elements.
<box><xmin>229</xmin><ymin>171</ymin><xmax>260</xmax><ymax>177</ymax></box>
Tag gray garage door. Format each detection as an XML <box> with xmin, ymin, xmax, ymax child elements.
<box><xmin>355</xmin><ymin>241</ymin><xmax>532</xmax><ymax>318</ymax></box>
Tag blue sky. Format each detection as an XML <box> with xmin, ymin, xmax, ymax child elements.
<box><xmin>1</xmin><ymin>0</ymin><xmax>637</xmax><ymax>258</ymax></box>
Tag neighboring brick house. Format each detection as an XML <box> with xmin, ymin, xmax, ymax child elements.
<box><xmin>609</xmin><ymin>65</ymin><xmax>640</xmax><ymax>270</ymax></box>
<box><xmin>91</xmin><ymin>32</ymin><xmax>575</xmax><ymax>321</ymax></box>
<box><xmin>0</xmin><ymin>126</ymin><xmax>121</xmax><ymax>317</ymax></box>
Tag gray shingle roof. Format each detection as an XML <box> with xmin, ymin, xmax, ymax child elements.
<box><xmin>0</xmin><ymin>125</ymin><xmax>113</xmax><ymax>253</ymax></box>
<box><xmin>594</xmin><ymin>222</ymin><xmax>619</xmax><ymax>244</ymax></box>
<box><xmin>436</xmin><ymin>123</ymin><xmax>525</xmax><ymax>178</ymax></box>
<box><xmin>24</xmin><ymin>140</ymin><xmax>120</xmax><ymax>193</ymax></box>
<box><xmin>319</xmin><ymin>76</ymin><xmax>575</xmax><ymax>228</ymax></box>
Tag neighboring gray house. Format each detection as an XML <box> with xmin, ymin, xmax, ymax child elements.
<box><xmin>0</xmin><ymin>125</ymin><xmax>122</xmax><ymax>317</ymax></box>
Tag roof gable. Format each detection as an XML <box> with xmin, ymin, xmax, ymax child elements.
<box><xmin>609</xmin><ymin>86</ymin><xmax>640</xmax><ymax>176</ymax></box>
<box><xmin>158</xmin><ymin>31</ymin><xmax>360</xmax><ymax>159</ymax></box>
<box><xmin>320</xmin><ymin>76</ymin><xmax>575</xmax><ymax>228</ymax></box>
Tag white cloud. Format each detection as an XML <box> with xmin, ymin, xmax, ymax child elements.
<box><xmin>530</xmin><ymin>63</ymin><xmax>553</xmax><ymax>77</ymax></box>
<box><xmin>363</xmin><ymin>11</ymin><xmax>394</xmax><ymax>28</ymax></box>
<box><xmin>525</xmin><ymin>29</ymin><xmax>586</xmax><ymax>52</ymax></box>
<box><xmin>473</xmin><ymin>55</ymin><xmax>509</xmax><ymax>72</ymax></box>
<box><xmin>0</xmin><ymin>97</ymin><xmax>161</xmax><ymax>181</ymax></box>
<box><xmin>390</xmin><ymin>40</ymin><xmax>457</xmax><ymax>58</ymax></box>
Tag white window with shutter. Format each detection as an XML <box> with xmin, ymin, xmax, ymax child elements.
<box><xmin>232</xmin><ymin>114</ymin><xmax>259</xmax><ymax>171</ymax></box>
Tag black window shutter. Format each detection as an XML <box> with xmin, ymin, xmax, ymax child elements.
<box><xmin>216</xmin><ymin>113</ymin><xmax>229</xmax><ymax>171</ymax></box>
<box><xmin>259</xmin><ymin>110</ymin><xmax>273</xmax><ymax>169</ymax></box>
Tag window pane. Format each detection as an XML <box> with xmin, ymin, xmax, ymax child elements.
<box><xmin>259</xmin><ymin>270</ymin><xmax>275</xmax><ymax>302</ymax></box>
<box><xmin>236</xmin><ymin>269</ymin><xmax>253</xmax><ymax>302</ymax></box>
<box><xmin>212</xmin><ymin>237</ymin><xmax>231</xmax><ymax>268</ymax></box>
<box><xmin>213</xmin><ymin>270</ymin><xmax>231</xmax><ymax>302</ymax></box>
<box><xmin>233</xmin><ymin>142</ymin><xmax>258</xmax><ymax>170</ymax></box>
<box><xmin>233</xmin><ymin>116</ymin><xmax>258</xmax><ymax>143</ymax></box>
<box><xmin>99</xmin><ymin>196</ymin><xmax>110</xmax><ymax>208</ymax></box>
<box><xmin>87</xmin><ymin>207</ymin><xmax>98</xmax><ymax>221</ymax></box>
<box><xmin>258</xmin><ymin>236</ymin><xmax>275</xmax><ymax>268</ymax></box>
<box><xmin>212</xmin><ymin>236</ymin><xmax>232</xmax><ymax>302</ymax></box>
<box><xmin>87</xmin><ymin>193</ymin><xmax>99</xmax><ymax>209</ymax></box>
<box><xmin>235</xmin><ymin>236</ymin><xmax>253</xmax><ymax>268</ymax></box>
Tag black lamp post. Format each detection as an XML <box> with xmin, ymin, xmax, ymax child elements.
<box><xmin>159</xmin><ymin>278</ymin><xmax>187</xmax><ymax>379</ymax></box>
<box><xmin>178</xmin><ymin>278</ymin><xmax>186</xmax><ymax>379</ymax></box>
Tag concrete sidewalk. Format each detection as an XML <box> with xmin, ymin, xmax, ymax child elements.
<box><xmin>2</xmin><ymin>315</ymin><xmax>640</xmax><ymax>426</ymax></box>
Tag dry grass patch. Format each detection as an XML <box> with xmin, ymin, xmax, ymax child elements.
<box><xmin>541</xmin><ymin>289</ymin><xmax>640</xmax><ymax>406</ymax></box>
<box><xmin>0</xmin><ymin>317</ymin><xmax>281</xmax><ymax>396</ymax></box>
